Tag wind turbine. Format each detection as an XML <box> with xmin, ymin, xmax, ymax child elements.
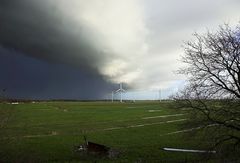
<box><xmin>111</xmin><ymin>91</ymin><xmax>114</xmax><ymax>102</ymax></box>
<box><xmin>116</xmin><ymin>83</ymin><xmax>125</xmax><ymax>103</ymax></box>
<box><xmin>159</xmin><ymin>89</ymin><xmax>161</xmax><ymax>102</ymax></box>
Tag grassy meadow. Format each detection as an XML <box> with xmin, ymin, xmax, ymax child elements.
<box><xmin>0</xmin><ymin>101</ymin><xmax>231</xmax><ymax>162</ymax></box>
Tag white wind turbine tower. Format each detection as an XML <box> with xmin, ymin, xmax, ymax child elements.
<box><xmin>111</xmin><ymin>91</ymin><xmax>114</xmax><ymax>102</ymax></box>
<box><xmin>116</xmin><ymin>83</ymin><xmax>125</xmax><ymax>103</ymax></box>
<box><xmin>159</xmin><ymin>89</ymin><xmax>162</xmax><ymax>102</ymax></box>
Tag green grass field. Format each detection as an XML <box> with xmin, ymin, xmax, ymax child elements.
<box><xmin>0</xmin><ymin>101</ymin><xmax>226</xmax><ymax>162</ymax></box>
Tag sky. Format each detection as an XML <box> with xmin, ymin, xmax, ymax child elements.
<box><xmin>0</xmin><ymin>0</ymin><xmax>240</xmax><ymax>100</ymax></box>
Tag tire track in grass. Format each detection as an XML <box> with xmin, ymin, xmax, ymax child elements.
<box><xmin>103</xmin><ymin>119</ymin><xmax>187</xmax><ymax>131</ymax></box>
<box><xmin>148</xmin><ymin>110</ymin><xmax>162</xmax><ymax>112</ymax></box>
<box><xmin>5</xmin><ymin>112</ymin><xmax>187</xmax><ymax>129</ymax></box>
<box><xmin>11</xmin><ymin>124</ymin><xmax>217</xmax><ymax>139</ymax></box>
<box><xmin>142</xmin><ymin>113</ymin><xmax>186</xmax><ymax>119</ymax></box>
<box><xmin>1</xmin><ymin>112</ymin><xmax>188</xmax><ymax>139</ymax></box>
<box><xmin>23</xmin><ymin>131</ymin><xmax>58</xmax><ymax>138</ymax></box>
<box><xmin>159</xmin><ymin>124</ymin><xmax>218</xmax><ymax>136</ymax></box>
<box><xmin>0</xmin><ymin>131</ymin><xmax>59</xmax><ymax>140</ymax></box>
<box><xmin>1</xmin><ymin>119</ymin><xmax>187</xmax><ymax>139</ymax></box>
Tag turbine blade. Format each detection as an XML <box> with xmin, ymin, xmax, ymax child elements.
<box><xmin>116</xmin><ymin>89</ymin><xmax>121</xmax><ymax>92</ymax></box>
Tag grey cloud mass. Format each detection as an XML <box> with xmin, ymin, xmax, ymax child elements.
<box><xmin>0</xmin><ymin>0</ymin><xmax>106</xmax><ymax>70</ymax></box>
<box><xmin>0</xmin><ymin>0</ymin><xmax>240</xmax><ymax>99</ymax></box>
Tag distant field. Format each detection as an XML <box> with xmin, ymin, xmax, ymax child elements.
<box><xmin>0</xmin><ymin>101</ymin><xmax>225</xmax><ymax>162</ymax></box>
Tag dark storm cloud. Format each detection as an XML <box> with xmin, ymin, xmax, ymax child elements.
<box><xmin>0</xmin><ymin>46</ymin><xmax>113</xmax><ymax>100</ymax></box>
<box><xmin>0</xmin><ymin>0</ymin><xmax>106</xmax><ymax>71</ymax></box>
<box><xmin>0</xmin><ymin>0</ymin><xmax>115</xmax><ymax>99</ymax></box>
<box><xmin>1</xmin><ymin>0</ymin><xmax>240</xmax><ymax>99</ymax></box>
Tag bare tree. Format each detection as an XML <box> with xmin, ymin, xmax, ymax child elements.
<box><xmin>175</xmin><ymin>23</ymin><xmax>240</xmax><ymax>149</ymax></box>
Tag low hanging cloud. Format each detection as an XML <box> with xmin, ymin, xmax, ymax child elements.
<box><xmin>0</xmin><ymin>0</ymin><xmax>148</xmax><ymax>88</ymax></box>
<box><xmin>1</xmin><ymin>0</ymin><xmax>240</xmax><ymax>94</ymax></box>
<box><xmin>0</xmin><ymin>0</ymin><xmax>107</xmax><ymax>71</ymax></box>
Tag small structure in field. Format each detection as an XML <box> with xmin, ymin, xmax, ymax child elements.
<box><xmin>75</xmin><ymin>136</ymin><xmax>120</xmax><ymax>158</ymax></box>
